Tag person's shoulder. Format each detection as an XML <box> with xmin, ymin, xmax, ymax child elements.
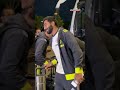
<box><xmin>61</xmin><ymin>28</ymin><xmax>73</xmax><ymax>36</ymax></box>
<box><xmin>38</xmin><ymin>32</ymin><xmax>47</xmax><ymax>38</ymax></box>
<box><xmin>36</xmin><ymin>32</ymin><xmax>47</xmax><ymax>41</ymax></box>
<box><xmin>59</xmin><ymin>27</ymin><xmax>69</xmax><ymax>34</ymax></box>
<box><xmin>5</xmin><ymin>28</ymin><xmax>28</xmax><ymax>38</ymax></box>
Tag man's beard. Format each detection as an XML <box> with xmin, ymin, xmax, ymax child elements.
<box><xmin>45</xmin><ymin>25</ymin><xmax>53</xmax><ymax>34</ymax></box>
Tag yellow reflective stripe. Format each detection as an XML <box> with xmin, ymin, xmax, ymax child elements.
<box><xmin>51</xmin><ymin>59</ymin><xmax>57</xmax><ymax>65</ymax></box>
<box><xmin>75</xmin><ymin>67</ymin><xmax>84</xmax><ymax>74</ymax></box>
<box><xmin>65</xmin><ymin>73</ymin><xmax>75</xmax><ymax>80</ymax></box>
<box><xmin>60</xmin><ymin>40</ymin><xmax>62</xmax><ymax>44</ymax></box>
<box><xmin>60</xmin><ymin>40</ymin><xmax>64</xmax><ymax>48</ymax></box>
<box><xmin>36</xmin><ymin>65</ymin><xmax>41</xmax><ymax>75</ymax></box>
<box><xmin>44</xmin><ymin>61</ymin><xmax>49</xmax><ymax>65</ymax></box>
<box><xmin>36</xmin><ymin>69</ymin><xmax>40</xmax><ymax>75</ymax></box>
<box><xmin>60</xmin><ymin>44</ymin><xmax>64</xmax><ymax>48</ymax></box>
<box><xmin>63</xmin><ymin>29</ymin><xmax>68</xmax><ymax>32</ymax></box>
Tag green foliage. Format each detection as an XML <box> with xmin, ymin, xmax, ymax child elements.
<box><xmin>55</xmin><ymin>14</ymin><xmax>64</xmax><ymax>27</ymax></box>
<box><xmin>35</xmin><ymin>16</ymin><xmax>44</xmax><ymax>30</ymax></box>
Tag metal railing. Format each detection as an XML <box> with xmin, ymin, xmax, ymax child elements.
<box><xmin>35</xmin><ymin>65</ymin><xmax>56</xmax><ymax>90</ymax></box>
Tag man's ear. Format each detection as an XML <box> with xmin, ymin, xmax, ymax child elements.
<box><xmin>51</xmin><ymin>21</ymin><xmax>55</xmax><ymax>26</ymax></box>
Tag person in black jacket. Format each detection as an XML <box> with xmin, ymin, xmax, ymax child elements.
<box><xmin>42</xmin><ymin>16</ymin><xmax>84</xmax><ymax>90</ymax></box>
<box><xmin>0</xmin><ymin>0</ymin><xmax>34</xmax><ymax>90</ymax></box>
<box><xmin>84</xmin><ymin>15</ymin><xmax>115</xmax><ymax>90</ymax></box>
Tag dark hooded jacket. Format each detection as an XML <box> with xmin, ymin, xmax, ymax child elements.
<box><xmin>0</xmin><ymin>14</ymin><xmax>34</xmax><ymax>90</ymax></box>
<box><xmin>85</xmin><ymin>15</ymin><xmax>114</xmax><ymax>90</ymax></box>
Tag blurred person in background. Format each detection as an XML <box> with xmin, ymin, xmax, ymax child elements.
<box><xmin>0</xmin><ymin>0</ymin><xmax>34</xmax><ymax>90</ymax></box>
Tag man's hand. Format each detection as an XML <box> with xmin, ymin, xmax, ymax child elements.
<box><xmin>44</xmin><ymin>62</ymin><xmax>53</xmax><ymax>70</ymax></box>
<box><xmin>75</xmin><ymin>73</ymin><xmax>84</xmax><ymax>84</ymax></box>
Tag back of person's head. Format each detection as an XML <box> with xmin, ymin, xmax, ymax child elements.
<box><xmin>20</xmin><ymin>0</ymin><xmax>35</xmax><ymax>28</ymax></box>
<box><xmin>20</xmin><ymin>0</ymin><xmax>34</xmax><ymax>16</ymax></box>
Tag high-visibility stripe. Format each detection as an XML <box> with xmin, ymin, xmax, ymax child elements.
<box><xmin>36</xmin><ymin>69</ymin><xmax>40</xmax><ymax>75</ymax></box>
<box><xmin>60</xmin><ymin>40</ymin><xmax>63</xmax><ymax>44</ymax></box>
<box><xmin>65</xmin><ymin>73</ymin><xmax>75</xmax><ymax>80</ymax></box>
<box><xmin>51</xmin><ymin>59</ymin><xmax>57</xmax><ymax>65</ymax></box>
<box><xmin>36</xmin><ymin>65</ymin><xmax>41</xmax><ymax>75</ymax></box>
<box><xmin>75</xmin><ymin>67</ymin><xmax>84</xmax><ymax>74</ymax></box>
<box><xmin>63</xmin><ymin>29</ymin><xmax>68</xmax><ymax>32</ymax></box>
<box><xmin>44</xmin><ymin>61</ymin><xmax>49</xmax><ymax>65</ymax></box>
<box><xmin>65</xmin><ymin>68</ymin><xmax>84</xmax><ymax>80</ymax></box>
<box><xmin>60</xmin><ymin>40</ymin><xmax>64</xmax><ymax>48</ymax></box>
<box><xmin>60</xmin><ymin>44</ymin><xmax>64</xmax><ymax>48</ymax></box>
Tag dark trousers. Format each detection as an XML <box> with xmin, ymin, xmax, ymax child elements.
<box><xmin>83</xmin><ymin>58</ymin><xmax>115</xmax><ymax>90</ymax></box>
<box><xmin>55</xmin><ymin>73</ymin><xmax>77</xmax><ymax>90</ymax></box>
<box><xmin>114</xmin><ymin>60</ymin><xmax>120</xmax><ymax>90</ymax></box>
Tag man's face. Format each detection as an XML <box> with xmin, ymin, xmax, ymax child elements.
<box><xmin>35</xmin><ymin>29</ymin><xmax>41</xmax><ymax>36</ymax></box>
<box><xmin>43</xmin><ymin>20</ymin><xmax>51</xmax><ymax>30</ymax></box>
